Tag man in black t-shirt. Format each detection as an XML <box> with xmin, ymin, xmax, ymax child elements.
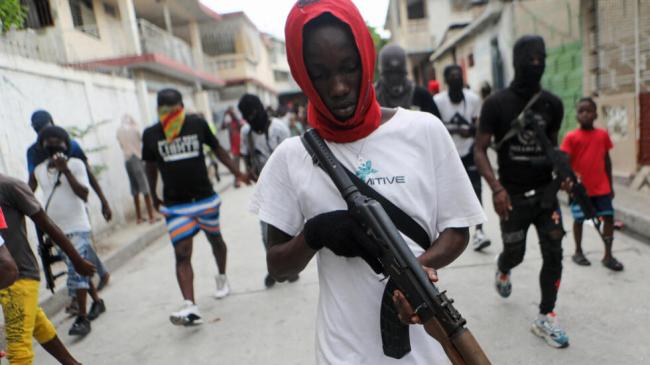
<box><xmin>475</xmin><ymin>35</ymin><xmax>569</xmax><ymax>349</ymax></box>
<box><xmin>142</xmin><ymin>88</ymin><xmax>248</xmax><ymax>326</ymax></box>
<box><xmin>375</xmin><ymin>44</ymin><xmax>441</xmax><ymax>118</ymax></box>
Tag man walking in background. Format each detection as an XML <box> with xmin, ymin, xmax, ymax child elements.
<box><xmin>237</xmin><ymin>94</ymin><xmax>293</xmax><ymax>288</ymax></box>
<box><xmin>221</xmin><ymin>107</ymin><xmax>246</xmax><ymax>188</ymax></box>
<box><xmin>33</xmin><ymin>126</ymin><xmax>107</xmax><ymax>336</ymax></box>
<box><xmin>143</xmin><ymin>88</ymin><xmax>249</xmax><ymax>326</ymax></box>
<box><xmin>117</xmin><ymin>114</ymin><xmax>156</xmax><ymax>224</ymax></box>
<box><xmin>434</xmin><ymin>65</ymin><xmax>491</xmax><ymax>251</ymax></box>
<box><xmin>475</xmin><ymin>35</ymin><xmax>569</xmax><ymax>348</ymax></box>
<box><xmin>26</xmin><ymin>110</ymin><xmax>111</xmax><ymax>294</ymax></box>
<box><xmin>375</xmin><ymin>44</ymin><xmax>440</xmax><ymax>118</ymax></box>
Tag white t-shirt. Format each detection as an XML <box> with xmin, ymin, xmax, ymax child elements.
<box><xmin>250</xmin><ymin>108</ymin><xmax>485</xmax><ymax>365</ymax></box>
<box><xmin>240</xmin><ymin>118</ymin><xmax>291</xmax><ymax>159</ymax></box>
<box><xmin>34</xmin><ymin>158</ymin><xmax>91</xmax><ymax>235</ymax></box>
<box><xmin>434</xmin><ymin>89</ymin><xmax>481</xmax><ymax>158</ymax></box>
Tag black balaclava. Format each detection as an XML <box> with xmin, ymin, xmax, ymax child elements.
<box><xmin>38</xmin><ymin>125</ymin><xmax>70</xmax><ymax>157</ymax></box>
<box><xmin>443</xmin><ymin>65</ymin><xmax>464</xmax><ymax>104</ymax></box>
<box><xmin>510</xmin><ymin>35</ymin><xmax>546</xmax><ymax>98</ymax></box>
<box><xmin>376</xmin><ymin>44</ymin><xmax>414</xmax><ymax>108</ymax></box>
<box><xmin>238</xmin><ymin>94</ymin><xmax>269</xmax><ymax>133</ymax></box>
<box><xmin>31</xmin><ymin>110</ymin><xmax>54</xmax><ymax>133</ymax></box>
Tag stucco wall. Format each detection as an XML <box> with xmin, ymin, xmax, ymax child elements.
<box><xmin>0</xmin><ymin>53</ymin><xmax>142</xmax><ymax>235</ymax></box>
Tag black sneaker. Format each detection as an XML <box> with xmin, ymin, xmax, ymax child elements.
<box><xmin>88</xmin><ymin>299</ymin><xmax>106</xmax><ymax>321</ymax></box>
<box><xmin>264</xmin><ymin>274</ymin><xmax>276</xmax><ymax>288</ymax></box>
<box><xmin>288</xmin><ymin>274</ymin><xmax>300</xmax><ymax>283</ymax></box>
<box><xmin>69</xmin><ymin>316</ymin><xmax>91</xmax><ymax>336</ymax></box>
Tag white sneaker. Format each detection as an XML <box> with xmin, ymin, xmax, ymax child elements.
<box><xmin>214</xmin><ymin>274</ymin><xmax>230</xmax><ymax>299</ymax></box>
<box><xmin>472</xmin><ymin>229</ymin><xmax>491</xmax><ymax>251</ymax></box>
<box><xmin>169</xmin><ymin>300</ymin><xmax>203</xmax><ymax>326</ymax></box>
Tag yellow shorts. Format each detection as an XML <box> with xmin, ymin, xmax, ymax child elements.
<box><xmin>0</xmin><ymin>279</ymin><xmax>57</xmax><ymax>365</ymax></box>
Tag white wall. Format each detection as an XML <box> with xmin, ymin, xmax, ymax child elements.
<box><xmin>0</xmin><ymin>53</ymin><xmax>142</xmax><ymax>235</ymax></box>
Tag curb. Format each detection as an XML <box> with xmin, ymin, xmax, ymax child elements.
<box><xmin>557</xmin><ymin>193</ymin><xmax>650</xmax><ymax>242</ymax></box>
<box><xmin>39</xmin><ymin>181</ymin><xmax>234</xmax><ymax>318</ymax></box>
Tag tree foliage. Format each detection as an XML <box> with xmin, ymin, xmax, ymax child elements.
<box><xmin>0</xmin><ymin>0</ymin><xmax>27</xmax><ymax>32</ymax></box>
<box><xmin>367</xmin><ymin>24</ymin><xmax>389</xmax><ymax>81</ymax></box>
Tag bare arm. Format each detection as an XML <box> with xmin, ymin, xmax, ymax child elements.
<box><xmin>145</xmin><ymin>161</ymin><xmax>161</xmax><ymax>210</ymax></box>
<box><xmin>417</xmin><ymin>227</ymin><xmax>469</xmax><ymax>269</ymax></box>
<box><xmin>0</xmin><ymin>244</ymin><xmax>18</xmax><ymax>289</ymax></box>
<box><xmin>474</xmin><ymin>131</ymin><xmax>512</xmax><ymax>219</ymax></box>
<box><xmin>266</xmin><ymin>224</ymin><xmax>317</xmax><ymax>280</ymax></box>
<box><xmin>605</xmin><ymin>152</ymin><xmax>614</xmax><ymax>196</ymax></box>
<box><xmin>53</xmin><ymin>155</ymin><xmax>89</xmax><ymax>202</ymax></box>
<box><xmin>30</xmin><ymin>210</ymin><xmax>95</xmax><ymax>276</ymax></box>
<box><xmin>84</xmin><ymin>161</ymin><xmax>112</xmax><ymax>221</ymax></box>
<box><xmin>474</xmin><ymin>131</ymin><xmax>502</xmax><ymax>192</ymax></box>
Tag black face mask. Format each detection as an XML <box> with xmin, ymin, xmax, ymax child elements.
<box><xmin>511</xmin><ymin>35</ymin><xmax>547</xmax><ymax>98</ymax></box>
<box><xmin>247</xmin><ymin>109</ymin><xmax>269</xmax><ymax>133</ymax></box>
<box><xmin>519</xmin><ymin>63</ymin><xmax>545</xmax><ymax>86</ymax></box>
<box><xmin>447</xmin><ymin>78</ymin><xmax>464</xmax><ymax>103</ymax></box>
<box><xmin>45</xmin><ymin>145</ymin><xmax>66</xmax><ymax>157</ymax></box>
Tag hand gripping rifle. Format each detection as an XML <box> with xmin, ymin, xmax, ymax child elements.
<box><xmin>37</xmin><ymin>232</ymin><xmax>66</xmax><ymax>293</ymax></box>
<box><xmin>302</xmin><ymin>129</ymin><xmax>490</xmax><ymax>365</ymax></box>
<box><xmin>516</xmin><ymin>112</ymin><xmax>607</xmax><ymax>240</ymax></box>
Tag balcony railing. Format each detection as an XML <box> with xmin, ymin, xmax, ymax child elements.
<box><xmin>399</xmin><ymin>18</ymin><xmax>435</xmax><ymax>52</ymax></box>
<box><xmin>0</xmin><ymin>28</ymin><xmax>68</xmax><ymax>64</ymax></box>
<box><xmin>137</xmin><ymin>18</ymin><xmax>195</xmax><ymax>68</ymax></box>
<box><xmin>204</xmin><ymin>54</ymin><xmax>257</xmax><ymax>79</ymax></box>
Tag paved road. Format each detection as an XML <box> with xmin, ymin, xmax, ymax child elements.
<box><xmin>34</xmin><ymin>185</ymin><xmax>650</xmax><ymax>364</ymax></box>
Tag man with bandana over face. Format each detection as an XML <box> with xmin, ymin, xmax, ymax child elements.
<box><xmin>475</xmin><ymin>35</ymin><xmax>569</xmax><ymax>348</ymax></box>
<box><xmin>250</xmin><ymin>1</ymin><xmax>486</xmax><ymax>363</ymax></box>
<box><xmin>142</xmin><ymin>88</ymin><xmax>249</xmax><ymax>326</ymax></box>
<box><xmin>237</xmin><ymin>93</ymin><xmax>293</xmax><ymax>288</ymax></box>
<box><xmin>33</xmin><ymin>126</ymin><xmax>107</xmax><ymax>337</ymax></box>
<box><xmin>375</xmin><ymin>44</ymin><xmax>440</xmax><ymax>118</ymax></box>
<box><xmin>434</xmin><ymin>64</ymin><xmax>491</xmax><ymax>252</ymax></box>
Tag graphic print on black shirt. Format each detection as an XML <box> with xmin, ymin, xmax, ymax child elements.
<box><xmin>158</xmin><ymin>134</ymin><xmax>201</xmax><ymax>162</ymax></box>
<box><xmin>479</xmin><ymin>88</ymin><xmax>563</xmax><ymax>194</ymax></box>
<box><xmin>142</xmin><ymin>115</ymin><xmax>219</xmax><ymax>205</ymax></box>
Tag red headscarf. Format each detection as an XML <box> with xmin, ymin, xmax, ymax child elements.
<box><xmin>285</xmin><ymin>0</ymin><xmax>381</xmax><ymax>143</ymax></box>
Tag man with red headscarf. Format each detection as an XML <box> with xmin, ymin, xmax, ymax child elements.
<box><xmin>250</xmin><ymin>1</ymin><xmax>485</xmax><ymax>363</ymax></box>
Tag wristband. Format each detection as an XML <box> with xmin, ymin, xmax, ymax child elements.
<box><xmin>492</xmin><ymin>187</ymin><xmax>505</xmax><ymax>196</ymax></box>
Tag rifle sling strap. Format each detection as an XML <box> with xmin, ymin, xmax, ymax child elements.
<box><xmin>301</xmin><ymin>136</ymin><xmax>431</xmax><ymax>359</ymax></box>
<box><xmin>493</xmin><ymin>91</ymin><xmax>543</xmax><ymax>150</ymax></box>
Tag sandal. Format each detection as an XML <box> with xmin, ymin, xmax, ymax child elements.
<box><xmin>572</xmin><ymin>252</ymin><xmax>591</xmax><ymax>266</ymax></box>
<box><xmin>602</xmin><ymin>257</ymin><xmax>624</xmax><ymax>271</ymax></box>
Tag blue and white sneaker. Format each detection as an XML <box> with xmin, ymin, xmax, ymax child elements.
<box><xmin>531</xmin><ymin>312</ymin><xmax>569</xmax><ymax>348</ymax></box>
<box><xmin>494</xmin><ymin>270</ymin><xmax>512</xmax><ymax>298</ymax></box>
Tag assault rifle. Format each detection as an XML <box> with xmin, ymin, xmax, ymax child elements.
<box><xmin>302</xmin><ymin>129</ymin><xmax>490</xmax><ymax>365</ymax></box>
<box><xmin>517</xmin><ymin>111</ymin><xmax>606</xmax><ymax>238</ymax></box>
<box><xmin>37</xmin><ymin>230</ymin><xmax>66</xmax><ymax>293</ymax></box>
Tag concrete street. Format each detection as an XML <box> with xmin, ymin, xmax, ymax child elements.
<box><xmin>34</xmin><ymin>184</ymin><xmax>650</xmax><ymax>364</ymax></box>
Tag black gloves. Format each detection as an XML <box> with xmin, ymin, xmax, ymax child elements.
<box><xmin>304</xmin><ymin>210</ymin><xmax>383</xmax><ymax>274</ymax></box>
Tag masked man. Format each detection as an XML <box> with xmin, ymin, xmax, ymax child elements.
<box><xmin>434</xmin><ymin>65</ymin><xmax>491</xmax><ymax>251</ymax></box>
<box><xmin>375</xmin><ymin>44</ymin><xmax>440</xmax><ymax>118</ymax></box>
<box><xmin>474</xmin><ymin>35</ymin><xmax>569</xmax><ymax>348</ymax></box>
<box><xmin>142</xmin><ymin>88</ymin><xmax>249</xmax><ymax>326</ymax></box>
<box><xmin>250</xmin><ymin>1</ymin><xmax>485</xmax><ymax>363</ymax></box>
<box><xmin>237</xmin><ymin>94</ymin><xmax>293</xmax><ymax>288</ymax></box>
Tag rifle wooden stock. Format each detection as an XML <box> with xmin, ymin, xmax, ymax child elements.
<box><xmin>425</xmin><ymin>318</ymin><xmax>491</xmax><ymax>365</ymax></box>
